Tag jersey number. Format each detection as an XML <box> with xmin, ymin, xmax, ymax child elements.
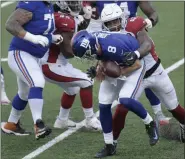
<box><xmin>108</xmin><ymin>46</ymin><xmax>116</xmax><ymax>54</ymax></box>
<box><xmin>44</xmin><ymin>14</ymin><xmax>54</xmax><ymax>35</ymax></box>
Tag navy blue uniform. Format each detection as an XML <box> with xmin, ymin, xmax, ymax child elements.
<box><xmin>93</xmin><ymin>31</ymin><xmax>139</xmax><ymax>64</ymax></box>
<box><xmin>9</xmin><ymin>1</ymin><xmax>55</xmax><ymax>58</ymax></box>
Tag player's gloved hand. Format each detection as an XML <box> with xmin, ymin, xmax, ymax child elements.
<box><xmin>24</xmin><ymin>32</ymin><xmax>49</xmax><ymax>47</ymax></box>
<box><xmin>83</xmin><ymin>5</ymin><xmax>92</xmax><ymax>19</ymax></box>
<box><xmin>122</xmin><ymin>51</ymin><xmax>140</xmax><ymax>66</ymax></box>
<box><xmin>52</xmin><ymin>34</ymin><xmax>63</xmax><ymax>45</ymax></box>
<box><xmin>75</xmin><ymin>15</ymin><xmax>84</xmax><ymax>26</ymax></box>
<box><xmin>87</xmin><ymin>66</ymin><xmax>96</xmax><ymax>79</ymax></box>
<box><xmin>145</xmin><ymin>18</ymin><xmax>153</xmax><ymax>29</ymax></box>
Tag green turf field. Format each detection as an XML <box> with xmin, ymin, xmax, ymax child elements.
<box><xmin>1</xmin><ymin>2</ymin><xmax>184</xmax><ymax>159</ymax></box>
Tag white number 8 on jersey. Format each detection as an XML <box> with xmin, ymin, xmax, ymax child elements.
<box><xmin>108</xmin><ymin>46</ymin><xmax>116</xmax><ymax>53</ymax></box>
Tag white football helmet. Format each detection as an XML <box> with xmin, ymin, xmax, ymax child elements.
<box><xmin>56</xmin><ymin>1</ymin><xmax>82</xmax><ymax>16</ymax></box>
<box><xmin>101</xmin><ymin>4</ymin><xmax>127</xmax><ymax>31</ymax></box>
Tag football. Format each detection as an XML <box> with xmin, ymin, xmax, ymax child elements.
<box><xmin>102</xmin><ymin>61</ymin><xmax>121</xmax><ymax>78</ymax></box>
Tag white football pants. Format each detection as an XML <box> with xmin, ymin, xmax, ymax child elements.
<box><xmin>134</xmin><ymin>64</ymin><xmax>179</xmax><ymax>110</ymax></box>
<box><xmin>99</xmin><ymin>60</ymin><xmax>146</xmax><ymax>104</ymax></box>
<box><xmin>41</xmin><ymin>62</ymin><xmax>93</xmax><ymax>95</ymax></box>
<box><xmin>8</xmin><ymin>50</ymin><xmax>45</xmax><ymax>101</ymax></box>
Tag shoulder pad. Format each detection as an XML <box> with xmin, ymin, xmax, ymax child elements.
<box><xmin>125</xmin><ymin>16</ymin><xmax>147</xmax><ymax>36</ymax></box>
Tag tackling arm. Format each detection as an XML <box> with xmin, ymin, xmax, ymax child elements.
<box><xmin>120</xmin><ymin>59</ymin><xmax>141</xmax><ymax>76</ymax></box>
<box><xmin>136</xmin><ymin>29</ymin><xmax>152</xmax><ymax>58</ymax></box>
<box><xmin>59</xmin><ymin>32</ymin><xmax>74</xmax><ymax>59</ymax></box>
<box><xmin>138</xmin><ymin>1</ymin><xmax>158</xmax><ymax>27</ymax></box>
<box><xmin>5</xmin><ymin>8</ymin><xmax>32</xmax><ymax>38</ymax></box>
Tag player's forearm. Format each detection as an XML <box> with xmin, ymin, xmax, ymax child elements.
<box><xmin>139</xmin><ymin>1</ymin><xmax>159</xmax><ymax>27</ymax></box>
<box><xmin>136</xmin><ymin>30</ymin><xmax>152</xmax><ymax>58</ymax></box>
<box><xmin>120</xmin><ymin>60</ymin><xmax>141</xmax><ymax>76</ymax></box>
<box><xmin>78</xmin><ymin>19</ymin><xmax>91</xmax><ymax>31</ymax></box>
<box><xmin>60</xmin><ymin>32</ymin><xmax>74</xmax><ymax>59</ymax></box>
<box><xmin>5</xmin><ymin>8</ymin><xmax>32</xmax><ymax>38</ymax></box>
<box><xmin>137</xmin><ymin>41</ymin><xmax>151</xmax><ymax>58</ymax></box>
<box><xmin>60</xmin><ymin>43</ymin><xmax>74</xmax><ymax>59</ymax></box>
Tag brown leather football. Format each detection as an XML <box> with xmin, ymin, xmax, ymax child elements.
<box><xmin>102</xmin><ymin>61</ymin><xmax>121</xmax><ymax>78</ymax></box>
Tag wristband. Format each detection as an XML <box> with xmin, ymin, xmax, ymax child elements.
<box><xmin>134</xmin><ymin>50</ymin><xmax>140</xmax><ymax>58</ymax></box>
<box><xmin>23</xmin><ymin>32</ymin><xmax>35</xmax><ymax>43</ymax></box>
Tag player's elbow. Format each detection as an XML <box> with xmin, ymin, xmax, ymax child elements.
<box><xmin>62</xmin><ymin>50</ymin><xmax>75</xmax><ymax>59</ymax></box>
<box><xmin>5</xmin><ymin>19</ymin><xmax>12</xmax><ymax>33</ymax></box>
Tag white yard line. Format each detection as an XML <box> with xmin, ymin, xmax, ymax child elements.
<box><xmin>1</xmin><ymin>58</ymin><xmax>8</xmax><ymax>62</ymax></box>
<box><xmin>165</xmin><ymin>58</ymin><xmax>184</xmax><ymax>73</ymax></box>
<box><xmin>22</xmin><ymin>58</ymin><xmax>184</xmax><ymax>159</ymax></box>
<box><xmin>1</xmin><ymin>1</ymin><xmax>15</xmax><ymax>8</ymax></box>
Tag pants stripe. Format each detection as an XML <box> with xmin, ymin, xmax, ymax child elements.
<box><xmin>14</xmin><ymin>50</ymin><xmax>34</xmax><ymax>87</ymax></box>
<box><xmin>18</xmin><ymin>51</ymin><xmax>35</xmax><ymax>86</ymax></box>
<box><xmin>131</xmin><ymin>64</ymin><xmax>146</xmax><ymax>99</ymax></box>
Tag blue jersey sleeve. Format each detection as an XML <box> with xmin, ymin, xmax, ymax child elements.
<box><xmin>127</xmin><ymin>35</ymin><xmax>139</xmax><ymax>51</ymax></box>
<box><xmin>16</xmin><ymin>1</ymin><xmax>37</xmax><ymax>12</ymax></box>
<box><xmin>98</xmin><ymin>33</ymin><xmax>139</xmax><ymax>64</ymax></box>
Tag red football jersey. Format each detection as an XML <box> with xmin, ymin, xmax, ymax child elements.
<box><xmin>47</xmin><ymin>12</ymin><xmax>75</xmax><ymax>63</ymax></box>
<box><xmin>54</xmin><ymin>12</ymin><xmax>75</xmax><ymax>33</ymax></box>
<box><xmin>125</xmin><ymin>16</ymin><xmax>158</xmax><ymax>61</ymax></box>
<box><xmin>125</xmin><ymin>16</ymin><xmax>147</xmax><ymax>37</ymax></box>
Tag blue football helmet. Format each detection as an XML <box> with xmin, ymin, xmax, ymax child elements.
<box><xmin>71</xmin><ymin>30</ymin><xmax>98</xmax><ymax>60</ymax></box>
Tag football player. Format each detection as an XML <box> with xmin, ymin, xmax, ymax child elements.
<box><xmin>71</xmin><ymin>30</ymin><xmax>159</xmax><ymax>157</ymax></box>
<box><xmin>84</xmin><ymin>0</ymin><xmax>170</xmax><ymax>124</ymax></box>
<box><xmin>40</xmin><ymin>1</ymin><xmax>102</xmax><ymax>130</ymax></box>
<box><xmin>100</xmin><ymin>4</ymin><xmax>185</xmax><ymax>148</ymax></box>
<box><xmin>1</xmin><ymin>67</ymin><xmax>11</xmax><ymax>105</ymax></box>
<box><xmin>1</xmin><ymin>1</ymin><xmax>62</xmax><ymax>139</ymax></box>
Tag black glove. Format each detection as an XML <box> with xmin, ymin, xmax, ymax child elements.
<box><xmin>122</xmin><ymin>51</ymin><xmax>138</xmax><ymax>66</ymax></box>
<box><xmin>87</xmin><ymin>66</ymin><xmax>96</xmax><ymax>79</ymax></box>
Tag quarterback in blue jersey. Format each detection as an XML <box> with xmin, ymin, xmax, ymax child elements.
<box><xmin>84</xmin><ymin>0</ymin><xmax>167</xmax><ymax>123</ymax></box>
<box><xmin>1</xmin><ymin>1</ymin><xmax>62</xmax><ymax>139</ymax></box>
<box><xmin>72</xmin><ymin>30</ymin><xmax>159</xmax><ymax>157</ymax></box>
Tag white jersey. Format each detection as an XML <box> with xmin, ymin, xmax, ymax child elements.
<box><xmin>86</xmin><ymin>18</ymin><xmax>103</xmax><ymax>33</ymax></box>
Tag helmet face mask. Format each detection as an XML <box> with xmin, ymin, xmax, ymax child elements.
<box><xmin>66</xmin><ymin>1</ymin><xmax>82</xmax><ymax>14</ymax></box>
<box><xmin>104</xmin><ymin>18</ymin><xmax>122</xmax><ymax>31</ymax></box>
<box><xmin>82</xmin><ymin>48</ymin><xmax>97</xmax><ymax>61</ymax></box>
<box><xmin>71</xmin><ymin>31</ymin><xmax>98</xmax><ymax>61</ymax></box>
<box><xmin>56</xmin><ymin>1</ymin><xmax>82</xmax><ymax>16</ymax></box>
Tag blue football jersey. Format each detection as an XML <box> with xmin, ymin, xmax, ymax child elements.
<box><xmin>93</xmin><ymin>31</ymin><xmax>139</xmax><ymax>64</ymax></box>
<box><xmin>9</xmin><ymin>1</ymin><xmax>55</xmax><ymax>58</ymax></box>
<box><xmin>96</xmin><ymin>1</ymin><xmax>138</xmax><ymax>18</ymax></box>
